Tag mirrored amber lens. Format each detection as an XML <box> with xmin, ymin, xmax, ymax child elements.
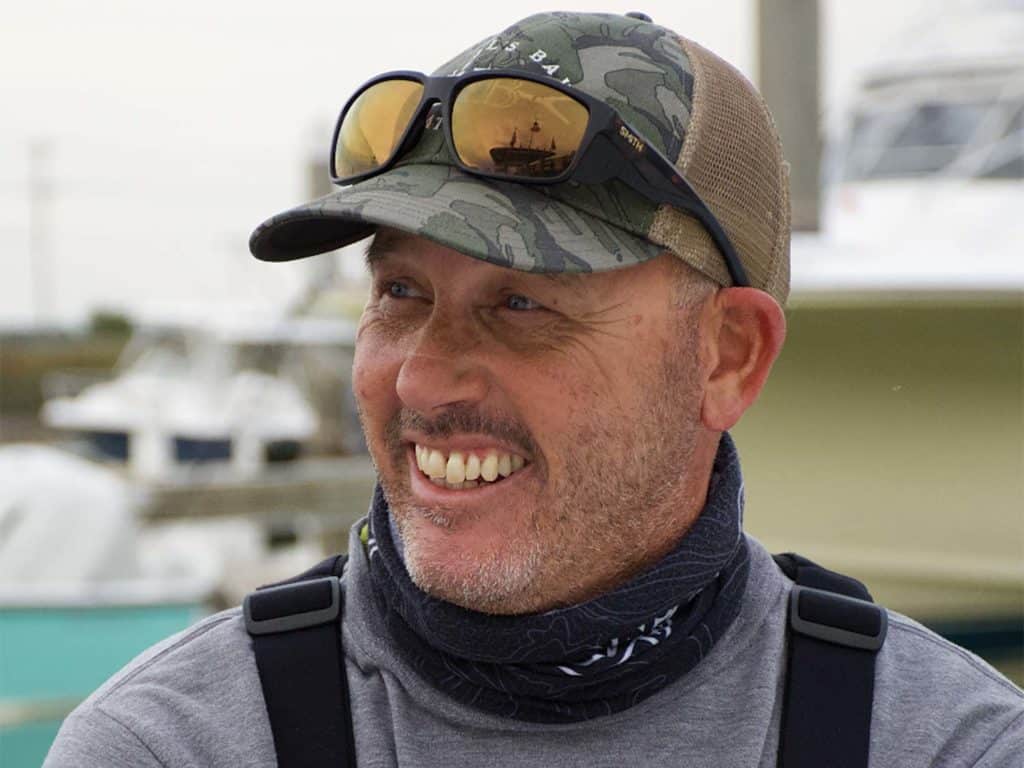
<box><xmin>452</xmin><ymin>79</ymin><xmax>588</xmax><ymax>179</ymax></box>
<box><xmin>335</xmin><ymin>79</ymin><xmax>424</xmax><ymax>179</ymax></box>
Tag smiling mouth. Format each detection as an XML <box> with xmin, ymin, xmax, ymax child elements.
<box><xmin>412</xmin><ymin>443</ymin><xmax>529</xmax><ymax>490</ymax></box>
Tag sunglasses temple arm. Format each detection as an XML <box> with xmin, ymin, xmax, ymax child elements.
<box><xmin>570</xmin><ymin>133</ymin><xmax>624</xmax><ymax>185</ymax></box>
<box><xmin>695</xmin><ymin>206</ymin><xmax>750</xmax><ymax>287</ymax></box>
<box><xmin>606</xmin><ymin>138</ymin><xmax>751</xmax><ymax>287</ymax></box>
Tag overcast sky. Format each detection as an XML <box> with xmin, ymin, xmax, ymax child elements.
<box><xmin>0</xmin><ymin>0</ymin><xmax>932</xmax><ymax>327</ymax></box>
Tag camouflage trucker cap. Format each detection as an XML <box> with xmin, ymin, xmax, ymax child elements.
<box><xmin>249</xmin><ymin>11</ymin><xmax>791</xmax><ymax>304</ymax></box>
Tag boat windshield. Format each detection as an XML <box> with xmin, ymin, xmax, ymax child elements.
<box><xmin>843</xmin><ymin>98</ymin><xmax>1024</xmax><ymax>181</ymax></box>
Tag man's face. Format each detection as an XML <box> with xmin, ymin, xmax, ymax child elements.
<box><xmin>353</xmin><ymin>229</ymin><xmax>715</xmax><ymax>614</ymax></box>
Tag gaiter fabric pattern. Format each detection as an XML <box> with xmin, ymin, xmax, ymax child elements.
<box><xmin>366</xmin><ymin>433</ymin><xmax>750</xmax><ymax>723</ymax></box>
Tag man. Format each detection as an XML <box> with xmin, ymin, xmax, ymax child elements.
<box><xmin>46</xmin><ymin>11</ymin><xmax>1022</xmax><ymax>767</ymax></box>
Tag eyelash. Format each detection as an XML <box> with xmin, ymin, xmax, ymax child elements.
<box><xmin>378</xmin><ymin>280</ymin><xmax>543</xmax><ymax>312</ymax></box>
<box><xmin>503</xmin><ymin>294</ymin><xmax>541</xmax><ymax>312</ymax></box>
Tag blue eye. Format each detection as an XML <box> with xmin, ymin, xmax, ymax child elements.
<box><xmin>386</xmin><ymin>281</ymin><xmax>415</xmax><ymax>298</ymax></box>
<box><xmin>505</xmin><ymin>294</ymin><xmax>540</xmax><ymax>311</ymax></box>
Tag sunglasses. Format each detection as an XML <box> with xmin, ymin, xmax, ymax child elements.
<box><xmin>329</xmin><ymin>70</ymin><xmax>749</xmax><ymax>287</ymax></box>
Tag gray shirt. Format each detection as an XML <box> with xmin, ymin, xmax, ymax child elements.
<box><xmin>45</xmin><ymin>527</ymin><xmax>1024</xmax><ymax>767</ymax></box>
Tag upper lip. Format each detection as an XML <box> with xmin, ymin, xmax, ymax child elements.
<box><xmin>401</xmin><ymin>431</ymin><xmax>532</xmax><ymax>461</ymax></box>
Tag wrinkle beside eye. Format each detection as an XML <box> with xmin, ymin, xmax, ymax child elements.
<box><xmin>487</xmin><ymin>302</ymin><xmax>634</xmax><ymax>359</ymax></box>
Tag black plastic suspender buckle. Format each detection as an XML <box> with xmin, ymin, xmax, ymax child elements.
<box><xmin>244</xmin><ymin>577</ymin><xmax>341</xmax><ymax>636</ymax></box>
<box><xmin>789</xmin><ymin>584</ymin><xmax>888</xmax><ymax>651</ymax></box>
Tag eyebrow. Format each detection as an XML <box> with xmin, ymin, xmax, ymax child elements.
<box><xmin>363</xmin><ymin>237</ymin><xmax>395</xmax><ymax>271</ymax></box>
<box><xmin>537</xmin><ymin>271</ymin><xmax>585</xmax><ymax>292</ymax></box>
<box><xmin>363</xmin><ymin>235</ymin><xmax>590</xmax><ymax>298</ymax></box>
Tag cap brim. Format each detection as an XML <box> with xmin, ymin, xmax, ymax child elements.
<box><xmin>249</xmin><ymin>163</ymin><xmax>662</xmax><ymax>273</ymax></box>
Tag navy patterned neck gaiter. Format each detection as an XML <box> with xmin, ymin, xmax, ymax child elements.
<box><xmin>365</xmin><ymin>433</ymin><xmax>750</xmax><ymax>723</ymax></box>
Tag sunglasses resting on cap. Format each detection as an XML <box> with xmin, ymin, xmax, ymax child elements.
<box><xmin>330</xmin><ymin>70</ymin><xmax>750</xmax><ymax>287</ymax></box>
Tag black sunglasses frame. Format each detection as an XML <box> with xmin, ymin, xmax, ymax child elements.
<box><xmin>329</xmin><ymin>70</ymin><xmax>749</xmax><ymax>287</ymax></box>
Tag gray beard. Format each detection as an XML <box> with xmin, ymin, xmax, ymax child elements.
<box><xmin>366</xmin><ymin>326</ymin><xmax>704</xmax><ymax>615</ymax></box>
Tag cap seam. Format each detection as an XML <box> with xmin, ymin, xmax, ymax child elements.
<box><xmin>674</xmin><ymin>33</ymin><xmax>704</xmax><ymax>176</ymax></box>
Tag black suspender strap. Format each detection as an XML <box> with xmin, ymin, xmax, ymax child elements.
<box><xmin>244</xmin><ymin>550</ymin><xmax>884</xmax><ymax>768</ymax></box>
<box><xmin>774</xmin><ymin>553</ymin><xmax>889</xmax><ymax>768</ymax></box>
<box><xmin>244</xmin><ymin>554</ymin><xmax>355</xmax><ymax>768</ymax></box>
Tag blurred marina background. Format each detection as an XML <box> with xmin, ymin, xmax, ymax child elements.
<box><xmin>2</xmin><ymin>0</ymin><xmax>1022</xmax><ymax>763</ymax></box>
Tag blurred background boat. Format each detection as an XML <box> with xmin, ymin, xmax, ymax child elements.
<box><xmin>803</xmin><ymin>0</ymin><xmax>1024</xmax><ymax>291</ymax></box>
<box><xmin>38</xmin><ymin>315</ymin><xmax>358</xmax><ymax>479</ymax></box>
<box><xmin>0</xmin><ymin>440</ymin><xmax>338</xmax><ymax>764</ymax></box>
<box><xmin>0</xmin><ymin>446</ymin><xmax>213</xmax><ymax>764</ymax></box>
<box><xmin>740</xmin><ymin>0</ymin><xmax>1023</xmax><ymax>682</ymax></box>
<box><xmin>1</xmin><ymin>312</ymin><xmax>364</xmax><ymax>764</ymax></box>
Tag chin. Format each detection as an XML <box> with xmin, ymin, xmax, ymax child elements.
<box><xmin>398</xmin><ymin>512</ymin><xmax>545</xmax><ymax>614</ymax></box>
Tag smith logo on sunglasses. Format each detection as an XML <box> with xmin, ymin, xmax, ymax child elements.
<box><xmin>618</xmin><ymin>126</ymin><xmax>646</xmax><ymax>154</ymax></box>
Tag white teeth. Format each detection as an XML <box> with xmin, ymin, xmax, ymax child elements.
<box><xmin>445</xmin><ymin>451</ymin><xmax>466</xmax><ymax>484</ymax></box>
<box><xmin>480</xmin><ymin>453</ymin><xmax>499</xmax><ymax>482</ymax></box>
<box><xmin>414</xmin><ymin>444</ymin><xmax>527</xmax><ymax>489</ymax></box>
<box><xmin>497</xmin><ymin>454</ymin><xmax>512</xmax><ymax>478</ymax></box>
<box><xmin>426</xmin><ymin>449</ymin><xmax>447</xmax><ymax>479</ymax></box>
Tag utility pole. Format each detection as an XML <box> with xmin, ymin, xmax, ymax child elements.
<box><xmin>28</xmin><ymin>139</ymin><xmax>55</xmax><ymax>325</ymax></box>
<box><xmin>304</xmin><ymin>143</ymin><xmax>338</xmax><ymax>294</ymax></box>
<box><xmin>758</xmin><ymin>0</ymin><xmax>821</xmax><ymax>232</ymax></box>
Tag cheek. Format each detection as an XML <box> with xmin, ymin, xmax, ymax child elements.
<box><xmin>500</xmin><ymin>354</ymin><xmax>614</xmax><ymax>479</ymax></box>
<box><xmin>541</xmin><ymin>330</ymin><xmax>667</xmax><ymax>443</ymax></box>
<box><xmin>352</xmin><ymin>337</ymin><xmax>404</xmax><ymax>424</ymax></box>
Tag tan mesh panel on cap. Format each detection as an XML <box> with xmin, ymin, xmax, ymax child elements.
<box><xmin>649</xmin><ymin>37</ymin><xmax>791</xmax><ymax>305</ymax></box>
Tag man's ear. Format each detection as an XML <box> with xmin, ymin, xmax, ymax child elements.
<box><xmin>699</xmin><ymin>287</ymin><xmax>786</xmax><ymax>431</ymax></box>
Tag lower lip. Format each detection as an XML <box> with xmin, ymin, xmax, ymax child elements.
<box><xmin>406</xmin><ymin>446</ymin><xmax>534</xmax><ymax>504</ymax></box>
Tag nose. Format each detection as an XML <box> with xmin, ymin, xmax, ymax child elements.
<box><xmin>395</xmin><ymin>311</ymin><xmax>489</xmax><ymax>414</ymax></box>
